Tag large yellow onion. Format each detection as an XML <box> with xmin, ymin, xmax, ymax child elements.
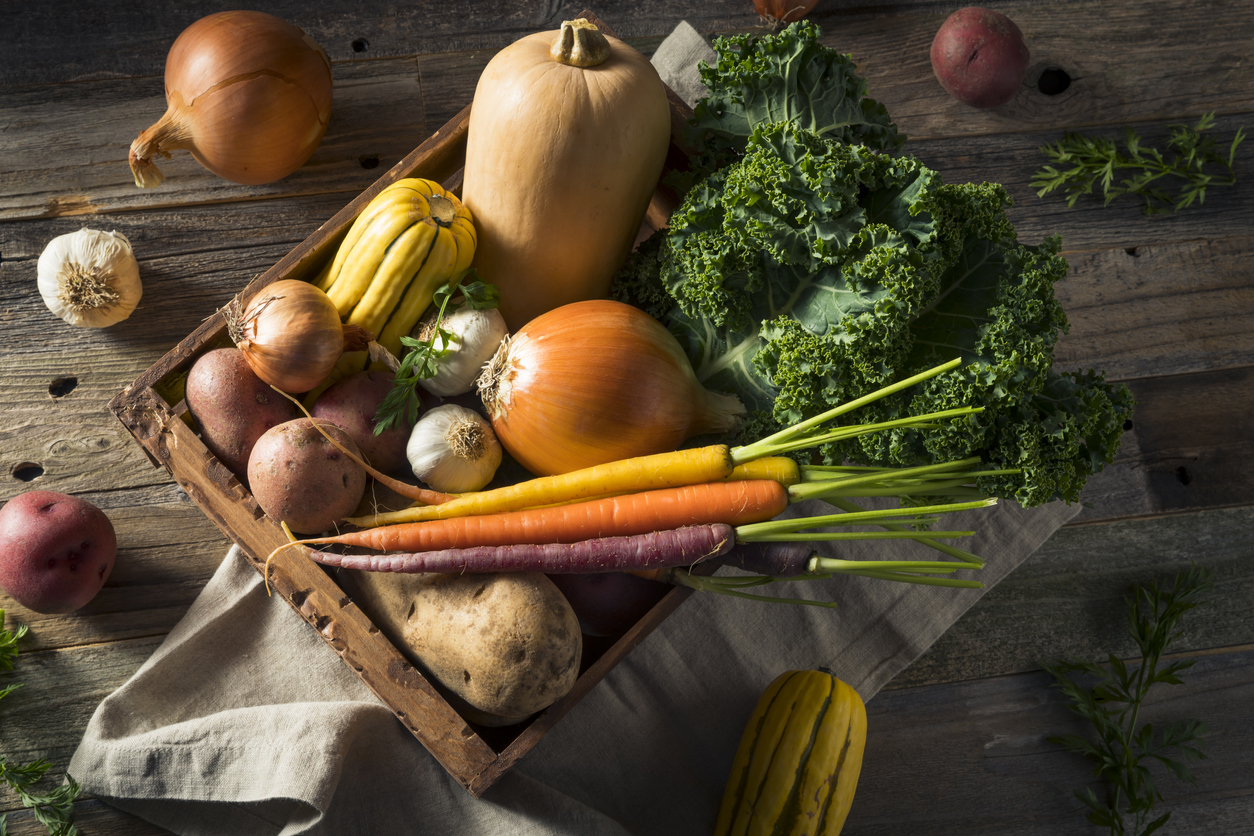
<box><xmin>477</xmin><ymin>300</ymin><xmax>746</xmax><ymax>476</ymax></box>
<box><xmin>129</xmin><ymin>11</ymin><xmax>333</xmax><ymax>188</ymax></box>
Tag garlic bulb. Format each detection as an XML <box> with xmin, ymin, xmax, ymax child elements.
<box><xmin>413</xmin><ymin>306</ymin><xmax>509</xmax><ymax>397</ymax></box>
<box><xmin>37</xmin><ymin>228</ymin><xmax>142</xmax><ymax>328</ymax></box>
<box><xmin>406</xmin><ymin>404</ymin><xmax>503</xmax><ymax>493</ymax></box>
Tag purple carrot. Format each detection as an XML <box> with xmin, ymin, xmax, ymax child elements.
<box><xmin>303</xmin><ymin>523</ymin><xmax>736</xmax><ymax>574</ymax></box>
<box><xmin>718</xmin><ymin>541</ymin><xmax>814</xmax><ymax>576</ymax></box>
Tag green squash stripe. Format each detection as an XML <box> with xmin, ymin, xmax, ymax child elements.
<box><xmin>812</xmin><ymin>704</ymin><xmax>856</xmax><ymax>834</ymax></box>
<box><xmin>726</xmin><ymin>673</ymin><xmax>796</xmax><ymax>827</ymax></box>
<box><xmin>757</xmin><ymin>673</ymin><xmax>835</xmax><ymax>836</ymax></box>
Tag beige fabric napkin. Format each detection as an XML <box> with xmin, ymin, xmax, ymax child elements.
<box><xmin>70</xmin><ymin>22</ymin><xmax>1082</xmax><ymax>836</ymax></box>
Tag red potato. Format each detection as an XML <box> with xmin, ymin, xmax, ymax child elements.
<box><xmin>310</xmin><ymin>370</ymin><xmax>412</xmax><ymax>474</ymax></box>
<box><xmin>0</xmin><ymin>491</ymin><xmax>116</xmax><ymax>614</ymax></box>
<box><xmin>186</xmin><ymin>347</ymin><xmax>297</xmax><ymax>478</ymax></box>
<box><xmin>247</xmin><ymin>418</ymin><xmax>367</xmax><ymax>534</ymax></box>
<box><xmin>930</xmin><ymin>7</ymin><xmax>1030</xmax><ymax>108</ymax></box>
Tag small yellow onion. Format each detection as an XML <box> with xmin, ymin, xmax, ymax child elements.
<box><xmin>228</xmin><ymin>280</ymin><xmax>371</xmax><ymax>394</ymax></box>
<box><xmin>477</xmin><ymin>299</ymin><xmax>746</xmax><ymax>476</ymax></box>
<box><xmin>129</xmin><ymin>11</ymin><xmax>333</xmax><ymax>188</ymax></box>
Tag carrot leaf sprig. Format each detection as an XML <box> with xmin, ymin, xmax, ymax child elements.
<box><xmin>372</xmin><ymin>272</ymin><xmax>499</xmax><ymax>434</ymax></box>
<box><xmin>0</xmin><ymin>611</ymin><xmax>81</xmax><ymax>836</ymax></box>
<box><xmin>1042</xmin><ymin>565</ymin><xmax>1214</xmax><ymax>836</ymax></box>
<box><xmin>1032</xmin><ymin>112</ymin><xmax>1245</xmax><ymax>215</ymax></box>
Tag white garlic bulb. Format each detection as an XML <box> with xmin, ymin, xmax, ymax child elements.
<box><xmin>406</xmin><ymin>404</ymin><xmax>503</xmax><ymax>493</ymax></box>
<box><xmin>413</xmin><ymin>305</ymin><xmax>509</xmax><ymax>397</ymax></box>
<box><xmin>37</xmin><ymin>228</ymin><xmax>142</xmax><ymax>328</ymax></box>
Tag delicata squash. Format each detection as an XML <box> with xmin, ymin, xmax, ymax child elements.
<box><xmin>715</xmin><ymin>669</ymin><xmax>868</xmax><ymax>836</ymax></box>
<box><xmin>313</xmin><ymin>178</ymin><xmax>476</xmax><ymax>392</ymax></box>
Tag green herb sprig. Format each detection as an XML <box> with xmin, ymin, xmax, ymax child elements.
<box><xmin>372</xmin><ymin>273</ymin><xmax>499</xmax><ymax>435</ymax></box>
<box><xmin>1032</xmin><ymin>112</ymin><xmax>1245</xmax><ymax>215</ymax></box>
<box><xmin>0</xmin><ymin>611</ymin><xmax>81</xmax><ymax>836</ymax></box>
<box><xmin>1042</xmin><ymin>565</ymin><xmax>1214</xmax><ymax>836</ymax></box>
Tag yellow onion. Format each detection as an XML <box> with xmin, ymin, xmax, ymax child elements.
<box><xmin>129</xmin><ymin>11</ymin><xmax>333</xmax><ymax>188</ymax></box>
<box><xmin>477</xmin><ymin>299</ymin><xmax>746</xmax><ymax>475</ymax></box>
<box><xmin>228</xmin><ymin>280</ymin><xmax>372</xmax><ymax>394</ymax></box>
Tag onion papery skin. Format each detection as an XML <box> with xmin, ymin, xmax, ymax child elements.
<box><xmin>480</xmin><ymin>300</ymin><xmax>745</xmax><ymax>476</ymax></box>
<box><xmin>232</xmin><ymin>280</ymin><xmax>346</xmax><ymax>394</ymax></box>
<box><xmin>129</xmin><ymin>11</ymin><xmax>333</xmax><ymax>187</ymax></box>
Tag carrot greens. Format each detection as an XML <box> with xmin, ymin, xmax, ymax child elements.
<box><xmin>1042</xmin><ymin>566</ymin><xmax>1214</xmax><ymax>836</ymax></box>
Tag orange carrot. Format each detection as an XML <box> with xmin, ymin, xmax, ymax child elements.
<box><xmin>296</xmin><ymin>479</ymin><xmax>789</xmax><ymax>554</ymax></box>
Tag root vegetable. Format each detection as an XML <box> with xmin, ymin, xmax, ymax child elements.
<box><xmin>930</xmin><ymin>7</ymin><xmax>1030</xmax><ymax>108</ymax></box>
<box><xmin>186</xmin><ymin>347</ymin><xmax>298</xmax><ymax>478</ymax></box>
<box><xmin>0</xmin><ymin>491</ymin><xmax>116</xmax><ymax>614</ymax></box>
<box><xmin>310</xmin><ymin>370</ymin><xmax>413</xmax><ymax>474</ymax></box>
<box><xmin>247</xmin><ymin>418</ymin><xmax>367</xmax><ymax>534</ymax></box>
<box><xmin>343</xmin><ymin>570</ymin><xmax>581</xmax><ymax>726</ymax></box>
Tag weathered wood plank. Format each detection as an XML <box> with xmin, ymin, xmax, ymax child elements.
<box><xmin>1073</xmin><ymin>365</ymin><xmax>1254</xmax><ymax>522</ymax></box>
<box><xmin>893</xmin><ymin>506</ymin><xmax>1254</xmax><ymax>689</ymax></box>
<box><xmin>2</xmin><ymin>799</ymin><xmax>172</xmax><ymax>836</ymax></box>
<box><xmin>1055</xmin><ymin>236</ymin><xmax>1254</xmax><ymax>381</ymax></box>
<box><xmin>911</xmin><ymin>113</ymin><xmax>1254</xmax><ymax>253</ymax></box>
<box><xmin>848</xmin><ymin>648</ymin><xmax>1254</xmax><ymax>834</ymax></box>
<box><xmin>0</xmin><ymin>59</ymin><xmax>425</xmax><ymax>220</ymax></box>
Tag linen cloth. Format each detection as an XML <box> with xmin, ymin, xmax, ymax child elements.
<box><xmin>70</xmin><ymin>22</ymin><xmax>1083</xmax><ymax>836</ymax></box>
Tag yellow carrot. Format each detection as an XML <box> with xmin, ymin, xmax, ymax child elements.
<box><xmin>346</xmin><ymin>444</ymin><xmax>738</xmax><ymax>527</ymax></box>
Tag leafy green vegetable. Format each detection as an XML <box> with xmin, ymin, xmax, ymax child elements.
<box><xmin>1042</xmin><ymin>565</ymin><xmax>1214</xmax><ymax>835</ymax></box>
<box><xmin>373</xmin><ymin>273</ymin><xmax>499</xmax><ymax>434</ymax></box>
<box><xmin>1032</xmin><ymin>112</ymin><xmax>1245</xmax><ymax>215</ymax></box>
<box><xmin>687</xmin><ymin>20</ymin><xmax>903</xmax><ymax>173</ymax></box>
<box><xmin>615</xmin><ymin>122</ymin><xmax>1133</xmax><ymax>506</ymax></box>
<box><xmin>0</xmin><ymin>611</ymin><xmax>81</xmax><ymax>836</ymax></box>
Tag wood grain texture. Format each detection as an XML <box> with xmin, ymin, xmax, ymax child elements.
<box><xmin>3</xmin><ymin>0</ymin><xmax>1253</xmax><ymax>829</ymax></box>
<box><xmin>848</xmin><ymin>648</ymin><xmax>1254</xmax><ymax>834</ymax></box>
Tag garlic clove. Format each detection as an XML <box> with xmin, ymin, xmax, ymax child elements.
<box><xmin>37</xmin><ymin>228</ymin><xmax>142</xmax><ymax>328</ymax></box>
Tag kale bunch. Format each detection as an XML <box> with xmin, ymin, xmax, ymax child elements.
<box><xmin>616</xmin><ymin>121</ymin><xmax>1132</xmax><ymax>507</ymax></box>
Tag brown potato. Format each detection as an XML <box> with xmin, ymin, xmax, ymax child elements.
<box><xmin>246</xmin><ymin>418</ymin><xmax>367</xmax><ymax>534</ymax></box>
<box><xmin>186</xmin><ymin>347</ymin><xmax>297</xmax><ymax>479</ymax></box>
<box><xmin>345</xmin><ymin>570</ymin><xmax>581</xmax><ymax>726</ymax></box>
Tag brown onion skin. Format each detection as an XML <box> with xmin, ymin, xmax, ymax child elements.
<box><xmin>233</xmin><ymin>280</ymin><xmax>345</xmax><ymax>394</ymax></box>
<box><xmin>480</xmin><ymin>300</ymin><xmax>745</xmax><ymax>476</ymax></box>
<box><xmin>131</xmin><ymin>11</ymin><xmax>332</xmax><ymax>186</ymax></box>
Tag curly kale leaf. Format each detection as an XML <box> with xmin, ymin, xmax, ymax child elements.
<box><xmin>689</xmin><ymin>20</ymin><xmax>903</xmax><ymax>172</ymax></box>
<box><xmin>620</xmin><ymin>123</ymin><xmax>1132</xmax><ymax>506</ymax></box>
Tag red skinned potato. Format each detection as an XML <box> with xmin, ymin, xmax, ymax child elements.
<box><xmin>0</xmin><ymin>491</ymin><xmax>116</xmax><ymax>614</ymax></box>
<box><xmin>310</xmin><ymin>370</ymin><xmax>413</xmax><ymax>474</ymax></box>
<box><xmin>186</xmin><ymin>347</ymin><xmax>297</xmax><ymax>479</ymax></box>
<box><xmin>247</xmin><ymin>418</ymin><xmax>367</xmax><ymax>534</ymax></box>
<box><xmin>930</xmin><ymin>7</ymin><xmax>1030</xmax><ymax>108</ymax></box>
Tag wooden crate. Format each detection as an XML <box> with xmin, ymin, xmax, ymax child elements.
<box><xmin>108</xmin><ymin>12</ymin><xmax>698</xmax><ymax>796</ymax></box>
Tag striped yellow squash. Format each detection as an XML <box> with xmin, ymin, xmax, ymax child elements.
<box><xmin>714</xmin><ymin>669</ymin><xmax>867</xmax><ymax>836</ymax></box>
<box><xmin>310</xmin><ymin>178</ymin><xmax>476</xmax><ymax>396</ymax></box>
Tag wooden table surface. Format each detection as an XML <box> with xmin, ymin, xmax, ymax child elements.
<box><xmin>2</xmin><ymin>1</ymin><xmax>1252</xmax><ymax>832</ymax></box>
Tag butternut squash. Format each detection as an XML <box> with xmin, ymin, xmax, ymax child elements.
<box><xmin>461</xmin><ymin>18</ymin><xmax>672</xmax><ymax>331</ymax></box>
<box><xmin>715</xmin><ymin>669</ymin><xmax>868</xmax><ymax>836</ymax></box>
